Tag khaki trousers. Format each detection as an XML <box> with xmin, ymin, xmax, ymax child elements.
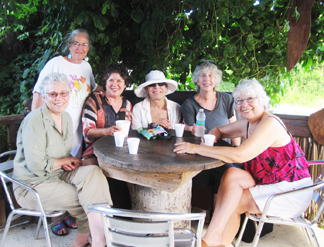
<box><xmin>14</xmin><ymin>165</ymin><xmax>113</xmax><ymax>234</ymax></box>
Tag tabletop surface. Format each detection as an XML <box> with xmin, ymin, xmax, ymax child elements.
<box><xmin>94</xmin><ymin>130</ymin><xmax>228</xmax><ymax>173</ymax></box>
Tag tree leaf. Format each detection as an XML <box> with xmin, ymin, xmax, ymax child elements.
<box><xmin>131</xmin><ymin>9</ymin><xmax>144</xmax><ymax>23</ymax></box>
<box><xmin>93</xmin><ymin>15</ymin><xmax>109</xmax><ymax>30</ymax></box>
<box><xmin>240</xmin><ymin>46</ymin><xmax>247</xmax><ymax>55</ymax></box>
<box><xmin>218</xmin><ymin>7</ymin><xmax>229</xmax><ymax>25</ymax></box>
<box><xmin>223</xmin><ymin>44</ymin><xmax>236</xmax><ymax>58</ymax></box>
<box><xmin>264</xmin><ymin>27</ymin><xmax>273</xmax><ymax>37</ymax></box>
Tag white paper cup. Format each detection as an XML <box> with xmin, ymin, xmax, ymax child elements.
<box><xmin>127</xmin><ymin>138</ymin><xmax>140</xmax><ymax>154</ymax></box>
<box><xmin>204</xmin><ymin>134</ymin><xmax>216</xmax><ymax>146</ymax></box>
<box><xmin>175</xmin><ymin>124</ymin><xmax>185</xmax><ymax>137</ymax></box>
<box><xmin>116</xmin><ymin>120</ymin><xmax>130</xmax><ymax>137</ymax></box>
<box><xmin>114</xmin><ymin>132</ymin><xmax>125</xmax><ymax>147</ymax></box>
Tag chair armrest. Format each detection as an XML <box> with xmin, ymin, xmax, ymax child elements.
<box><xmin>0</xmin><ymin>171</ymin><xmax>46</xmax><ymax>214</ymax></box>
<box><xmin>259</xmin><ymin>179</ymin><xmax>324</xmax><ymax>221</ymax></box>
<box><xmin>0</xmin><ymin>150</ymin><xmax>17</xmax><ymax>159</ymax></box>
<box><xmin>88</xmin><ymin>204</ymin><xmax>206</xmax><ymax>221</ymax></box>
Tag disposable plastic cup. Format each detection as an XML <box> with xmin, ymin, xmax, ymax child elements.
<box><xmin>204</xmin><ymin>134</ymin><xmax>216</xmax><ymax>146</ymax></box>
<box><xmin>116</xmin><ymin>120</ymin><xmax>130</xmax><ymax>137</ymax></box>
<box><xmin>127</xmin><ymin>138</ymin><xmax>140</xmax><ymax>154</ymax></box>
<box><xmin>175</xmin><ymin>124</ymin><xmax>185</xmax><ymax>137</ymax></box>
<box><xmin>114</xmin><ymin>132</ymin><xmax>125</xmax><ymax>147</ymax></box>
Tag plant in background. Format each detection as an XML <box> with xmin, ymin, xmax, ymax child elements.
<box><xmin>1</xmin><ymin>0</ymin><xmax>324</xmax><ymax>116</ymax></box>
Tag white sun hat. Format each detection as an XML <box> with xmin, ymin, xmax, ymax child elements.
<box><xmin>134</xmin><ymin>70</ymin><xmax>178</xmax><ymax>98</ymax></box>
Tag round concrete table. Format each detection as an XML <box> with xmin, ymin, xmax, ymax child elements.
<box><xmin>94</xmin><ymin>130</ymin><xmax>227</xmax><ymax>226</ymax></box>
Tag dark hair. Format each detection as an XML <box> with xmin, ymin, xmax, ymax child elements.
<box><xmin>102</xmin><ymin>64</ymin><xmax>132</xmax><ymax>87</ymax></box>
<box><xmin>62</xmin><ymin>29</ymin><xmax>91</xmax><ymax>54</ymax></box>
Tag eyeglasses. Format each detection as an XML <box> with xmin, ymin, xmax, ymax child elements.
<box><xmin>197</xmin><ymin>60</ymin><xmax>216</xmax><ymax>66</ymax></box>
<box><xmin>72</xmin><ymin>42</ymin><xmax>89</xmax><ymax>49</ymax></box>
<box><xmin>46</xmin><ymin>91</ymin><xmax>70</xmax><ymax>98</ymax></box>
<box><xmin>235</xmin><ymin>97</ymin><xmax>258</xmax><ymax>105</ymax></box>
<box><xmin>147</xmin><ymin>83</ymin><xmax>166</xmax><ymax>87</ymax></box>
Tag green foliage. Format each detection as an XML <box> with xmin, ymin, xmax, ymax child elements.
<box><xmin>1</xmin><ymin>0</ymin><xmax>324</xmax><ymax>116</ymax></box>
<box><xmin>279</xmin><ymin>63</ymin><xmax>324</xmax><ymax>108</ymax></box>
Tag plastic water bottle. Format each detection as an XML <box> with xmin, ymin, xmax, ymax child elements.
<box><xmin>196</xmin><ymin>109</ymin><xmax>206</xmax><ymax>137</ymax></box>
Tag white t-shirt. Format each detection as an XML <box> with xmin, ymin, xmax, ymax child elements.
<box><xmin>33</xmin><ymin>55</ymin><xmax>98</xmax><ymax>157</ymax></box>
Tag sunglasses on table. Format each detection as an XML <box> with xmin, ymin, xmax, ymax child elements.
<box><xmin>147</xmin><ymin>83</ymin><xmax>166</xmax><ymax>87</ymax></box>
<box><xmin>46</xmin><ymin>91</ymin><xmax>70</xmax><ymax>98</ymax></box>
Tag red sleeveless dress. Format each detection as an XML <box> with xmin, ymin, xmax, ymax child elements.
<box><xmin>243</xmin><ymin>117</ymin><xmax>311</xmax><ymax>185</ymax></box>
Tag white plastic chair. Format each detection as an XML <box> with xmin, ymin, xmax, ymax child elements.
<box><xmin>235</xmin><ymin>160</ymin><xmax>324</xmax><ymax>247</ymax></box>
<box><xmin>0</xmin><ymin>150</ymin><xmax>68</xmax><ymax>247</ymax></box>
<box><xmin>88</xmin><ymin>204</ymin><xmax>206</xmax><ymax>247</ymax></box>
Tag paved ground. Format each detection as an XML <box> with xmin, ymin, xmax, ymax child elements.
<box><xmin>0</xmin><ymin>218</ymin><xmax>323</xmax><ymax>246</ymax></box>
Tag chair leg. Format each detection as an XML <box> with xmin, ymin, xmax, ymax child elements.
<box><xmin>35</xmin><ymin>217</ymin><xmax>42</xmax><ymax>239</ymax></box>
<box><xmin>41</xmin><ymin>215</ymin><xmax>52</xmax><ymax>247</ymax></box>
<box><xmin>251</xmin><ymin>219</ymin><xmax>265</xmax><ymax>247</ymax></box>
<box><xmin>0</xmin><ymin>211</ymin><xmax>15</xmax><ymax>247</ymax></box>
<box><xmin>303</xmin><ymin>226</ymin><xmax>320</xmax><ymax>247</ymax></box>
<box><xmin>234</xmin><ymin>215</ymin><xmax>249</xmax><ymax>247</ymax></box>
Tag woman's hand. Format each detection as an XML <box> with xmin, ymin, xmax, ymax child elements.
<box><xmin>53</xmin><ymin>157</ymin><xmax>82</xmax><ymax>171</ymax></box>
<box><xmin>191</xmin><ymin>124</ymin><xmax>197</xmax><ymax>136</ymax></box>
<box><xmin>173</xmin><ymin>142</ymin><xmax>199</xmax><ymax>154</ymax></box>
<box><xmin>105</xmin><ymin>126</ymin><xmax>122</xmax><ymax>136</ymax></box>
<box><xmin>191</xmin><ymin>124</ymin><xmax>206</xmax><ymax>136</ymax></box>
<box><xmin>156</xmin><ymin>118</ymin><xmax>173</xmax><ymax>129</ymax></box>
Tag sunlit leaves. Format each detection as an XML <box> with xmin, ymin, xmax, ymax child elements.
<box><xmin>292</xmin><ymin>7</ymin><xmax>300</xmax><ymax>22</ymax></box>
<box><xmin>17</xmin><ymin>32</ymin><xmax>29</xmax><ymax>40</ymax></box>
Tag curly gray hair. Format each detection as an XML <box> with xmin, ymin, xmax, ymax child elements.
<box><xmin>192</xmin><ymin>60</ymin><xmax>222</xmax><ymax>92</ymax></box>
<box><xmin>39</xmin><ymin>72</ymin><xmax>71</xmax><ymax>98</ymax></box>
<box><xmin>232</xmin><ymin>79</ymin><xmax>270</xmax><ymax>110</ymax></box>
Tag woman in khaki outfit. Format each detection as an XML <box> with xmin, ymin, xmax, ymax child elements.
<box><xmin>13</xmin><ymin>72</ymin><xmax>112</xmax><ymax>247</ymax></box>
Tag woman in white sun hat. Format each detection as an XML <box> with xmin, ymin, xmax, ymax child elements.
<box><xmin>131</xmin><ymin>70</ymin><xmax>181</xmax><ymax>130</ymax></box>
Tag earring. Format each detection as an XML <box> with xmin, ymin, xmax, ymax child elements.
<box><xmin>68</xmin><ymin>53</ymin><xmax>72</xmax><ymax>59</ymax></box>
<box><xmin>84</xmin><ymin>56</ymin><xmax>89</xmax><ymax>62</ymax></box>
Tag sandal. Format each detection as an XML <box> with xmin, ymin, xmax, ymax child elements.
<box><xmin>51</xmin><ymin>221</ymin><xmax>68</xmax><ymax>236</ymax></box>
<box><xmin>63</xmin><ymin>216</ymin><xmax>78</xmax><ymax>229</ymax></box>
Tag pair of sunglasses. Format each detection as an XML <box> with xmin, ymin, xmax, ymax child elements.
<box><xmin>147</xmin><ymin>82</ymin><xmax>166</xmax><ymax>87</ymax></box>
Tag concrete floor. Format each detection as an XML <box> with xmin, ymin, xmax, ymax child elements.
<box><xmin>0</xmin><ymin>218</ymin><xmax>323</xmax><ymax>247</ymax></box>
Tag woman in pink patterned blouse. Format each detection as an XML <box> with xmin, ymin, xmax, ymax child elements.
<box><xmin>174</xmin><ymin>79</ymin><xmax>312</xmax><ymax>247</ymax></box>
<box><xmin>82</xmin><ymin>64</ymin><xmax>132</xmax><ymax>166</ymax></box>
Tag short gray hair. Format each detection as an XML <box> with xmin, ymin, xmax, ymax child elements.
<box><xmin>232</xmin><ymin>79</ymin><xmax>270</xmax><ymax>110</ymax></box>
<box><xmin>192</xmin><ymin>60</ymin><xmax>222</xmax><ymax>92</ymax></box>
<box><xmin>39</xmin><ymin>73</ymin><xmax>71</xmax><ymax>98</ymax></box>
<box><xmin>62</xmin><ymin>29</ymin><xmax>91</xmax><ymax>54</ymax></box>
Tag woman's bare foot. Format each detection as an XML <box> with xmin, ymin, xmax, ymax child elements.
<box><xmin>72</xmin><ymin>232</ymin><xmax>90</xmax><ymax>247</ymax></box>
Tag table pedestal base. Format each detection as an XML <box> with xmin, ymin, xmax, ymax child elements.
<box><xmin>132</xmin><ymin>179</ymin><xmax>192</xmax><ymax>228</ymax></box>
